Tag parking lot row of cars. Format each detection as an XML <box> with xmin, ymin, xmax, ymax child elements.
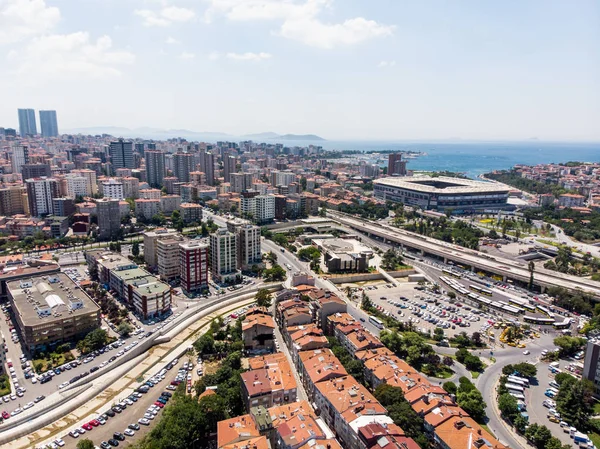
<box><xmin>38</xmin><ymin>364</ymin><xmax>181</xmax><ymax>449</ymax></box>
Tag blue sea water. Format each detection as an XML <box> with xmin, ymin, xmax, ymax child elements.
<box><xmin>308</xmin><ymin>140</ymin><xmax>600</xmax><ymax>179</ymax></box>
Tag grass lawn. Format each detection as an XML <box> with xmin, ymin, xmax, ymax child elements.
<box><xmin>471</xmin><ymin>371</ymin><xmax>481</xmax><ymax>379</ymax></box>
<box><xmin>33</xmin><ymin>354</ymin><xmax>69</xmax><ymax>373</ymax></box>
<box><xmin>594</xmin><ymin>402</ymin><xmax>600</xmax><ymax>415</ymax></box>
<box><xmin>589</xmin><ymin>432</ymin><xmax>600</xmax><ymax>449</ymax></box>
<box><xmin>480</xmin><ymin>423</ymin><xmax>495</xmax><ymax>437</ymax></box>
<box><xmin>430</xmin><ymin>367</ymin><xmax>454</xmax><ymax>379</ymax></box>
<box><xmin>0</xmin><ymin>375</ymin><xmax>10</xmax><ymax>396</ymax></box>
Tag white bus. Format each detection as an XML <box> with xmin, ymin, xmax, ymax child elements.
<box><xmin>509</xmin><ymin>392</ymin><xmax>525</xmax><ymax>401</ymax></box>
<box><xmin>506</xmin><ymin>383</ymin><xmax>525</xmax><ymax>393</ymax></box>
<box><xmin>507</xmin><ymin>376</ymin><xmax>529</xmax><ymax>388</ymax></box>
<box><xmin>369</xmin><ymin>316</ymin><xmax>384</xmax><ymax>329</ymax></box>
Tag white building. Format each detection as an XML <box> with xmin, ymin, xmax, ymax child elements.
<box><xmin>135</xmin><ymin>199</ymin><xmax>160</xmax><ymax>220</ymax></box>
<box><xmin>210</xmin><ymin>229</ymin><xmax>240</xmax><ymax>284</ymax></box>
<box><xmin>157</xmin><ymin>235</ymin><xmax>184</xmax><ymax>282</ymax></box>
<box><xmin>237</xmin><ymin>224</ymin><xmax>263</xmax><ymax>271</ymax></box>
<box><xmin>65</xmin><ymin>175</ymin><xmax>90</xmax><ymax>198</ymax></box>
<box><xmin>72</xmin><ymin>169</ymin><xmax>98</xmax><ymax>194</ymax></box>
<box><xmin>12</xmin><ymin>146</ymin><xmax>29</xmax><ymax>175</ymax></box>
<box><xmin>101</xmin><ymin>179</ymin><xmax>125</xmax><ymax>200</ymax></box>
<box><xmin>241</xmin><ymin>194</ymin><xmax>275</xmax><ymax>225</ymax></box>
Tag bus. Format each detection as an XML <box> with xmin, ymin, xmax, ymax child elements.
<box><xmin>508</xmin><ymin>376</ymin><xmax>529</xmax><ymax>388</ymax></box>
<box><xmin>442</xmin><ymin>269</ymin><xmax>462</xmax><ymax>279</ymax></box>
<box><xmin>506</xmin><ymin>383</ymin><xmax>525</xmax><ymax>393</ymax></box>
<box><xmin>369</xmin><ymin>316</ymin><xmax>384</xmax><ymax>329</ymax></box>
<box><xmin>524</xmin><ymin>315</ymin><xmax>555</xmax><ymax>325</ymax></box>
<box><xmin>469</xmin><ymin>285</ymin><xmax>493</xmax><ymax>296</ymax></box>
<box><xmin>509</xmin><ymin>392</ymin><xmax>526</xmax><ymax>401</ymax></box>
<box><xmin>554</xmin><ymin>318</ymin><xmax>572</xmax><ymax>330</ymax></box>
<box><xmin>536</xmin><ymin>304</ymin><xmax>554</xmax><ymax>318</ymax></box>
<box><xmin>509</xmin><ymin>298</ymin><xmax>536</xmax><ymax>312</ymax></box>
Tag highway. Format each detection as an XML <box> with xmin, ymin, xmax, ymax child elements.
<box><xmin>326</xmin><ymin>211</ymin><xmax>600</xmax><ymax>298</ymax></box>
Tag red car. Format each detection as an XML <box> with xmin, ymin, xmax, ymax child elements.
<box><xmin>82</xmin><ymin>423</ymin><xmax>93</xmax><ymax>431</ymax></box>
<box><xmin>6</xmin><ymin>362</ymin><xmax>12</xmax><ymax>368</ymax></box>
<box><xmin>89</xmin><ymin>419</ymin><xmax>100</xmax><ymax>427</ymax></box>
<box><xmin>154</xmin><ymin>402</ymin><xmax>164</xmax><ymax>408</ymax></box>
<box><xmin>2</xmin><ymin>411</ymin><xmax>9</xmax><ymax>420</ymax></box>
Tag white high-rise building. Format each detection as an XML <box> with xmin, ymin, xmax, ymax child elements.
<box><xmin>72</xmin><ymin>169</ymin><xmax>98</xmax><ymax>194</ymax></box>
<box><xmin>25</xmin><ymin>177</ymin><xmax>58</xmax><ymax>217</ymax></box>
<box><xmin>240</xmin><ymin>193</ymin><xmax>275</xmax><ymax>225</ymax></box>
<box><xmin>11</xmin><ymin>146</ymin><xmax>29</xmax><ymax>175</ymax></box>
<box><xmin>237</xmin><ymin>224</ymin><xmax>263</xmax><ymax>271</ymax></box>
<box><xmin>210</xmin><ymin>229</ymin><xmax>240</xmax><ymax>284</ymax></box>
<box><xmin>101</xmin><ymin>179</ymin><xmax>124</xmax><ymax>200</ymax></box>
<box><xmin>65</xmin><ymin>175</ymin><xmax>90</xmax><ymax>198</ymax></box>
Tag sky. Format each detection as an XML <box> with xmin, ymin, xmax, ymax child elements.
<box><xmin>1</xmin><ymin>0</ymin><xmax>599</xmax><ymax>141</ymax></box>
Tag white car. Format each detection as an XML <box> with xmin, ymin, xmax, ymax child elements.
<box><xmin>59</xmin><ymin>382</ymin><xmax>69</xmax><ymax>389</ymax></box>
<box><xmin>23</xmin><ymin>401</ymin><xmax>34</xmax><ymax>409</ymax></box>
<box><xmin>54</xmin><ymin>438</ymin><xmax>65</xmax><ymax>447</ymax></box>
<box><xmin>124</xmin><ymin>428</ymin><xmax>135</xmax><ymax>437</ymax></box>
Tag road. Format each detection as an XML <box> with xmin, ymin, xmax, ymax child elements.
<box><xmin>326</xmin><ymin>211</ymin><xmax>600</xmax><ymax>297</ymax></box>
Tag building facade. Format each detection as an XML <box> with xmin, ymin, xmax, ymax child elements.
<box><xmin>179</xmin><ymin>240</ymin><xmax>209</xmax><ymax>294</ymax></box>
<box><xmin>97</xmin><ymin>199</ymin><xmax>121</xmax><ymax>240</ymax></box>
<box><xmin>109</xmin><ymin>139</ymin><xmax>134</xmax><ymax>170</ymax></box>
<box><xmin>145</xmin><ymin>150</ymin><xmax>166</xmax><ymax>188</ymax></box>
<box><xmin>39</xmin><ymin>110</ymin><xmax>59</xmax><ymax>137</ymax></box>
<box><xmin>26</xmin><ymin>177</ymin><xmax>59</xmax><ymax>217</ymax></box>
<box><xmin>210</xmin><ymin>229</ymin><xmax>240</xmax><ymax>284</ymax></box>
<box><xmin>18</xmin><ymin>109</ymin><xmax>37</xmax><ymax>136</ymax></box>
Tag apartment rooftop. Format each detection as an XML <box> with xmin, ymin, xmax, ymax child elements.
<box><xmin>8</xmin><ymin>272</ymin><xmax>99</xmax><ymax>326</ymax></box>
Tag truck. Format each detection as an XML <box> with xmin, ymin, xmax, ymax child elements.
<box><xmin>573</xmin><ymin>432</ymin><xmax>590</xmax><ymax>445</ymax></box>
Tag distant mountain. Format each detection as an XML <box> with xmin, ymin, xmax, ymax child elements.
<box><xmin>279</xmin><ymin>134</ymin><xmax>325</xmax><ymax>141</ymax></box>
<box><xmin>63</xmin><ymin>127</ymin><xmax>325</xmax><ymax>142</ymax></box>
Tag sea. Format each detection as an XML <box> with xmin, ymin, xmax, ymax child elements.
<box><xmin>299</xmin><ymin>140</ymin><xmax>600</xmax><ymax>179</ymax></box>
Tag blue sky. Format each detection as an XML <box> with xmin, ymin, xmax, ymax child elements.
<box><xmin>1</xmin><ymin>0</ymin><xmax>598</xmax><ymax>141</ymax></box>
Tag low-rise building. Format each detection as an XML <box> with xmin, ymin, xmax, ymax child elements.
<box><xmin>241</xmin><ymin>353</ymin><xmax>297</xmax><ymax>410</ymax></box>
<box><xmin>7</xmin><ymin>273</ymin><xmax>101</xmax><ymax>353</ymax></box>
<box><xmin>242</xmin><ymin>308</ymin><xmax>275</xmax><ymax>353</ymax></box>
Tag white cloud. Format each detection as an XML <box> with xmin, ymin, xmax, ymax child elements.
<box><xmin>226</xmin><ymin>51</ymin><xmax>272</xmax><ymax>61</ymax></box>
<box><xmin>204</xmin><ymin>0</ymin><xmax>393</xmax><ymax>49</ymax></box>
<box><xmin>12</xmin><ymin>32</ymin><xmax>135</xmax><ymax>80</ymax></box>
<box><xmin>165</xmin><ymin>36</ymin><xmax>180</xmax><ymax>44</ymax></box>
<box><xmin>208</xmin><ymin>51</ymin><xmax>220</xmax><ymax>60</ymax></box>
<box><xmin>204</xmin><ymin>0</ymin><xmax>330</xmax><ymax>23</ymax></box>
<box><xmin>378</xmin><ymin>60</ymin><xmax>396</xmax><ymax>68</ymax></box>
<box><xmin>0</xmin><ymin>0</ymin><xmax>60</xmax><ymax>44</ymax></box>
<box><xmin>179</xmin><ymin>51</ymin><xmax>195</xmax><ymax>59</ymax></box>
<box><xmin>280</xmin><ymin>17</ymin><xmax>394</xmax><ymax>49</ymax></box>
<box><xmin>135</xmin><ymin>5</ymin><xmax>195</xmax><ymax>27</ymax></box>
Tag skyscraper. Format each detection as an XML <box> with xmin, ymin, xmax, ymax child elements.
<box><xmin>39</xmin><ymin>110</ymin><xmax>59</xmax><ymax>137</ymax></box>
<box><xmin>198</xmin><ymin>150</ymin><xmax>215</xmax><ymax>186</ymax></box>
<box><xmin>145</xmin><ymin>150</ymin><xmax>166</xmax><ymax>188</ymax></box>
<box><xmin>25</xmin><ymin>177</ymin><xmax>59</xmax><ymax>217</ymax></box>
<box><xmin>96</xmin><ymin>199</ymin><xmax>121</xmax><ymax>240</ymax></box>
<box><xmin>236</xmin><ymin>224</ymin><xmax>263</xmax><ymax>271</ymax></box>
<box><xmin>223</xmin><ymin>155</ymin><xmax>237</xmax><ymax>183</ymax></box>
<box><xmin>17</xmin><ymin>109</ymin><xmax>37</xmax><ymax>136</ymax></box>
<box><xmin>388</xmin><ymin>153</ymin><xmax>407</xmax><ymax>176</ymax></box>
<box><xmin>179</xmin><ymin>240</ymin><xmax>209</xmax><ymax>294</ymax></box>
<box><xmin>109</xmin><ymin>139</ymin><xmax>134</xmax><ymax>170</ymax></box>
<box><xmin>173</xmin><ymin>152</ymin><xmax>194</xmax><ymax>183</ymax></box>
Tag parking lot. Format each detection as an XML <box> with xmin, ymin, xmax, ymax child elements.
<box><xmin>38</xmin><ymin>356</ymin><xmax>197</xmax><ymax>449</ymax></box>
<box><xmin>360</xmin><ymin>280</ymin><xmax>495</xmax><ymax>338</ymax></box>
<box><xmin>524</xmin><ymin>357</ymin><xmax>585</xmax><ymax>447</ymax></box>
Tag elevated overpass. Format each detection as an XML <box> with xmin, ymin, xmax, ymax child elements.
<box><xmin>324</xmin><ymin>211</ymin><xmax>600</xmax><ymax>298</ymax></box>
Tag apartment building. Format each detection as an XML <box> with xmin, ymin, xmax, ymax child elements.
<box><xmin>236</xmin><ymin>224</ymin><xmax>263</xmax><ymax>271</ymax></box>
<box><xmin>298</xmin><ymin>348</ymin><xmax>348</xmax><ymax>401</ymax></box>
<box><xmin>143</xmin><ymin>228</ymin><xmax>179</xmax><ymax>269</ymax></box>
<box><xmin>241</xmin><ymin>353</ymin><xmax>297</xmax><ymax>410</ymax></box>
<box><xmin>135</xmin><ymin>199</ymin><xmax>160</xmax><ymax>220</ymax></box>
<box><xmin>210</xmin><ymin>229</ymin><xmax>240</xmax><ymax>284</ymax></box>
<box><xmin>101</xmin><ymin>178</ymin><xmax>124</xmax><ymax>200</ymax></box>
<box><xmin>96</xmin><ymin>199</ymin><xmax>121</xmax><ymax>240</ymax></box>
<box><xmin>179</xmin><ymin>240</ymin><xmax>209</xmax><ymax>294</ymax></box>
<box><xmin>65</xmin><ymin>175</ymin><xmax>89</xmax><ymax>198</ymax></box>
<box><xmin>157</xmin><ymin>235</ymin><xmax>185</xmax><ymax>282</ymax></box>
<box><xmin>26</xmin><ymin>177</ymin><xmax>59</xmax><ymax>217</ymax></box>
<box><xmin>180</xmin><ymin>203</ymin><xmax>202</xmax><ymax>223</ymax></box>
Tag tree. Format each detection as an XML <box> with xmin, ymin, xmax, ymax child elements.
<box><xmin>132</xmin><ymin>241</ymin><xmax>140</xmax><ymax>257</ymax></box>
<box><xmin>554</xmin><ymin>335</ymin><xmax>585</xmax><ymax>357</ymax></box>
<box><xmin>556</xmin><ymin>246</ymin><xmax>572</xmax><ymax>272</ymax></box>
<box><xmin>528</xmin><ymin>261</ymin><xmax>535</xmax><ymax>290</ymax></box>
<box><xmin>172</xmin><ymin>210</ymin><xmax>184</xmax><ymax>232</ymax></box>
<box><xmin>442</xmin><ymin>356</ymin><xmax>454</xmax><ymax>367</ymax></box>
<box><xmin>263</xmin><ymin>265</ymin><xmax>286</xmax><ymax>282</ymax></box>
<box><xmin>76</xmin><ymin>439</ymin><xmax>95</xmax><ymax>449</ymax></box>
<box><xmin>194</xmin><ymin>333</ymin><xmax>215</xmax><ymax>355</ymax></box>
<box><xmin>498</xmin><ymin>393</ymin><xmax>519</xmax><ymax>419</ymax></box>
<box><xmin>433</xmin><ymin>327</ymin><xmax>444</xmax><ymax>341</ymax></box>
<box><xmin>118</xmin><ymin>322</ymin><xmax>133</xmax><ymax>337</ymax></box>
<box><xmin>457</xmin><ymin>388</ymin><xmax>486</xmax><ymax>422</ymax></box>
<box><xmin>525</xmin><ymin>423</ymin><xmax>553</xmax><ymax>449</ymax></box>
<box><xmin>443</xmin><ymin>381</ymin><xmax>457</xmax><ymax>395</ymax></box>
<box><xmin>297</xmin><ymin>246</ymin><xmax>321</xmax><ymax>261</ymax></box>
<box><xmin>255</xmin><ymin>289</ymin><xmax>272</xmax><ymax>308</ymax></box>
<box><xmin>447</xmin><ymin>291</ymin><xmax>456</xmax><ymax>299</ymax></box>
<box><xmin>556</xmin><ymin>379</ymin><xmax>594</xmax><ymax>429</ymax></box>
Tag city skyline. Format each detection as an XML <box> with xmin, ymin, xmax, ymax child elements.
<box><xmin>0</xmin><ymin>0</ymin><xmax>599</xmax><ymax>141</ymax></box>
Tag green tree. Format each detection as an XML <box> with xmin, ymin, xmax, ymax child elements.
<box><xmin>118</xmin><ymin>322</ymin><xmax>133</xmax><ymax>337</ymax></box>
<box><xmin>497</xmin><ymin>393</ymin><xmax>519</xmax><ymax>419</ymax></box>
<box><xmin>76</xmin><ymin>439</ymin><xmax>95</xmax><ymax>449</ymax></box>
<box><xmin>556</xmin><ymin>246</ymin><xmax>573</xmax><ymax>272</ymax></box>
<box><xmin>263</xmin><ymin>265</ymin><xmax>286</xmax><ymax>282</ymax></box>
<box><xmin>132</xmin><ymin>241</ymin><xmax>140</xmax><ymax>257</ymax></box>
<box><xmin>443</xmin><ymin>381</ymin><xmax>457</xmax><ymax>395</ymax></box>
<box><xmin>433</xmin><ymin>327</ymin><xmax>444</xmax><ymax>341</ymax></box>
<box><xmin>457</xmin><ymin>388</ymin><xmax>487</xmax><ymax>422</ymax></box>
<box><xmin>172</xmin><ymin>210</ymin><xmax>184</xmax><ymax>232</ymax></box>
<box><xmin>525</xmin><ymin>423</ymin><xmax>553</xmax><ymax>449</ymax></box>
<box><xmin>528</xmin><ymin>261</ymin><xmax>535</xmax><ymax>290</ymax></box>
<box><xmin>556</xmin><ymin>379</ymin><xmax>594</xmax><ymax>429</ymax></box>
<box><xmin>255</xmin><ymin>289</ymin><xmax>272</xmax><ymax>308</ymax></box>
<box><xmin>194</xmin><ymin>333</ymin><xmax>215</xmax><ymax>355</ymax></box>
<box><xmin>554</xmin><ymin>335</ymin><xmax>585</xmax><ymax>357</ymax></box>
